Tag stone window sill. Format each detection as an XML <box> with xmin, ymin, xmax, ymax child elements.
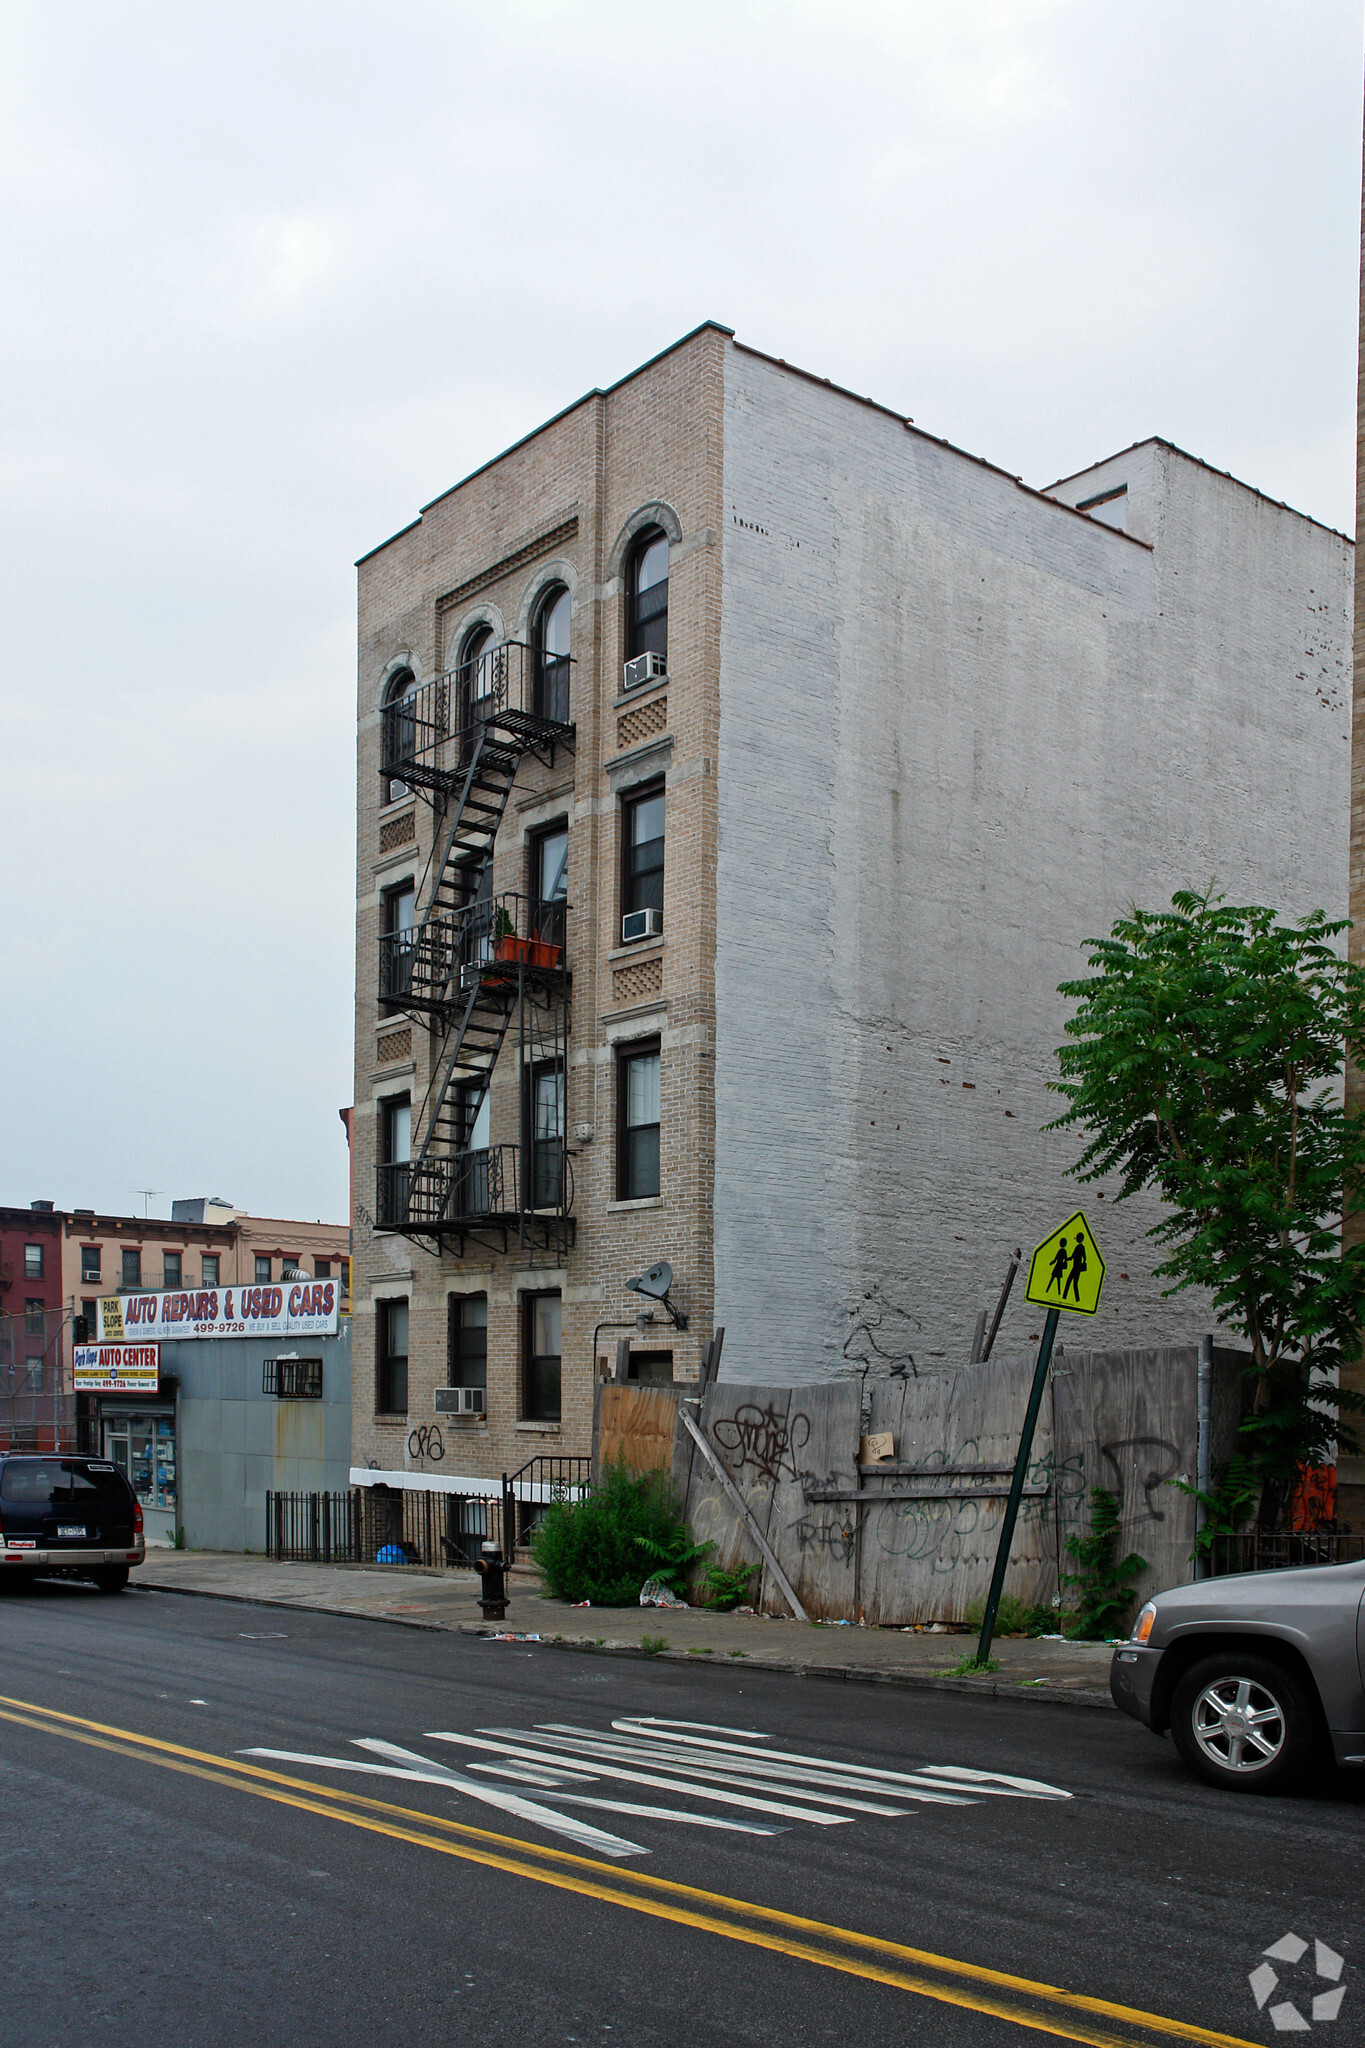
<box><xmin>608</xmin><ymin>938</ymin><xmax>665</xmax><ymax>964</ymax></box>
<box><xmin>515</xmin><ymin>1421</ymin><xmax>561</xmax><ymax>1435</ymax></box>
<box><xmin>607</xmin><ymin>1196</ymin><xmax>663</xmax><ymax>1213</ymax></box>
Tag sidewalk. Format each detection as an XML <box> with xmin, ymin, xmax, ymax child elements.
<box><xmin>134</xmin><ymin>1550</ymin><xmax>1116</xmax><ymax>1707</ymax></box>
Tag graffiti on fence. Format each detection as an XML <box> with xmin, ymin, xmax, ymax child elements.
<box><xmin>1097</xmin><ymin>1436</ymin><xmax>1183</xmax><ymax>1527</ymax></box>
<box><xmin>866</xmin><ymin>1446</ymin><xmax>1065</xmax><ymax>1577</ymax></box>
<box><xmin>789</xmin><ymin>1509</ymin><xmax>857</xmax><ymax>1564</ymax></box>
<box><xmin>712</xmin><ymin>1404</ymin><xmax>811</xmax><ymax>1482</ymax></box>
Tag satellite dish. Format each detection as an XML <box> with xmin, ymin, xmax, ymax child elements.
<box><xmin>626</xmin><ymin>1261</ymin><xmax>687</xmax><ymax>1329</ymax></box>
<box><xmin>628</xmin><ymin>1261</ymin><xmax>674</xmax><ymax>1302</ymax></box>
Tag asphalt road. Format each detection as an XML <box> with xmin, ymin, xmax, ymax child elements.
<box><xmin>1</xmin><ymin>1577</ymin><xmax>1361</xmax><ymax>2048</ymax></box>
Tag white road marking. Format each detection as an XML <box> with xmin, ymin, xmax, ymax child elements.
<box><xmin>479</xmin><ymin>1727</ymin><xmax>926</xmax><ymax>1814</ymax></box>
<box><xmin>240</xmin><ymin>1741</ymin><xmax>646</xmax><ymax>1858</ymax></box>
<box><xmin>427</xmin><ymin>1730</ymin><xmax>861</xmax><ymax>1824</ymax></box>
<box><xmin>609</xmin><ymin>1720</ymin><xmax>1072</xmax><ymax>1801</ymax></box>
<box><xmin>240</xmin><ymin>1715</ymin><xmax>1072</xmax><ymax>1863</ymax></box>
<box><xmin>531</xmin><ymin>1725</ymin><xmax>975</xmax><ymax>1808</ymax></box>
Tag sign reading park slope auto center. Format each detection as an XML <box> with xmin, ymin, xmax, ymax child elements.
<box><xmin>99</xmin><ymin>1278</ymin><xmax>339</xmax><ymax>1344</ymax></box>
<box><xmin>74</xmin><ymin>1343</ymin><xmax>160</xmax><ymax>1392</ymax></box>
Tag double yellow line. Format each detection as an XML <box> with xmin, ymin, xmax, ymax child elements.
<box><xmin>0</xmin><ymin>1692</ymin><xmax>1256</xmax><ymax>2048</ymax></box>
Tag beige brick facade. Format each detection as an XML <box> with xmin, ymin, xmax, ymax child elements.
<box><xmin>352</xmin><ymin>325</ymin><xmax>726</xmax><ymax>1492</ymax></box>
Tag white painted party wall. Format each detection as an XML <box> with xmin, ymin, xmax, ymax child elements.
<box><xmin>713</xmin><ymin>343</ymin><xmax>1350</xmax><ymax>1383</ymax></box>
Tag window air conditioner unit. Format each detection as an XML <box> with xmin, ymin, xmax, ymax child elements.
<box><xmin>623</xmin><ymin>652</ymin><xmax>666</xmax><ymax>692</ymax></box>
<box><xmin>435</xmin><ymin>1386</ymin><xmax>485</xmax><ymax>1416</ymax></box>
<box><xmin>621</xmin><ymin>908</ymin><xmax>662</xmax><ymax>944</ymax></box>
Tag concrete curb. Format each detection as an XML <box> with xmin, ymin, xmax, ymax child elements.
<box><xmin>456</xmin><ymin>1625</ymin><xmax>1115</xmax><ymax>1709</ymax></box>
<box><xmin>134</xmin><ymin>1580</ymin><xmax>1114</xmax><ymax>1709</ymax></box>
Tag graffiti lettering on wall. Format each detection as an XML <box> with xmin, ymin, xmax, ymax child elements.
<box><xmin>866</xmin><ymin>1442</ymin><xmax>1080</xmax><ymax>1577</ymax></box>
<box><xmin>1097</xmin><ymin>1437</ymin><xmax>1183</xmax><ymax>1527</ymax></box>
<box><xmin>713</xmin><ymin>1405</ymin><xmax>811</xmax><ymax>1482</ymax></box>
<box><xmin>790</xmin><ymin>1511</ymin><xmax>857</xmax><ymax>1564</ymax></box>
<box><xmin>407</xmin><ymin>1425</ymin><xmax>445</xmax><ymax>1463</ymax></box>
<box><xmin>841</xmin><ymin>1283</ymin><xmax>919</xmax><ymax>1377</ymax></box>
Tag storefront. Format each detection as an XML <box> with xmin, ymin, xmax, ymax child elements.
<box><xmin>86</xmin><ymin>1283</ymin><xmax>350</xmax><ymax>1552</ymax></box>
<box><xmin>74</xmin><ymin>1340</ymin><xmax>180</xmax><ymax>1546</ymax></box>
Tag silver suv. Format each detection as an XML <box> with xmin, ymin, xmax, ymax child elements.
<box><xmin>0</xmin><ymin>1455</ymin><xmax>146</xmax><ymax>1593</ymax></box>
<box><xmin>1110</xmin><ymin>1561</ymin><xmax>1365</xmax><ymax>1792</ymax></box>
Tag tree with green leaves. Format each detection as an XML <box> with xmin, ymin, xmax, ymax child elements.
<box><xmin>1047</xmin><ymin>889</ymin><xmax>1365</xmax><ymax>1533</ymax></box>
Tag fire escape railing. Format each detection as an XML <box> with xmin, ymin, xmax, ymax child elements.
<box><xmin>382</xmin><ymin>640</ymin><xmax>571</xmax><ymax>798</ymax></box>
<box><xmin>375</xmin><ymin>639</ymin><xmax>575</xmax><ymax>1259</ymax></box>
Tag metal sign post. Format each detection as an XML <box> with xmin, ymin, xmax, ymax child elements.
<box><xmin>974</xmin><ymin>1208</ymin><xmax>1106</xmax><ymax>1667</ymax></box>
<box><xmin>975</xmin><ymin>1309</ymin><xmax>1058</xmax><ymax>1665</ymax></box>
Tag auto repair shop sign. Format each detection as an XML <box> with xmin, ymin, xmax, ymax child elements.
<box><xmin>99</xmin><ymin>1280</ymin><xmax>339</xmax><ymax>1342</ymax></box>
<box><xmin>74</xmin><ymin>1343</ymin><xmax>160</xmax><ymax>1392</ymax></box>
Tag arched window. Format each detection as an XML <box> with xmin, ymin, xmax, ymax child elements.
<box><xmin>533</xmin><ymin>584</ymin><xmax>571</xmax><ymax>723</ymax></box>
<box><xmin>458</xmin><ymin>624</ymin><xmax>500</xmax><ymax>747</ymax></box>
<box><xmin>381</xmin><ymin>667</ymin><xmax>417</xmax><ymax>799</ymax></box>
<box><xmin>627</xmin><ymin>530</ymin><xmax>669</xmax><ymax>666</ymax></box>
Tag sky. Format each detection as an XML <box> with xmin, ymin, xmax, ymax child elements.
<box><xmin>0</xmin><ymin>0</ymin><xmax>1360</xmax><ymax>1226</ymax></box>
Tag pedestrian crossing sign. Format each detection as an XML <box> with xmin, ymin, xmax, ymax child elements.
<box><xmin>1024</xmin><ymin>1209</ymin><xmax>1105</xmax><ymax>1316</ymax></box>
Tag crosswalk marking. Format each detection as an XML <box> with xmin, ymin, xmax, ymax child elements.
<box><xmin>242</xmin><ymin>1716</ymin><xmax>1072</xmax><ymax>1860</ymax></box>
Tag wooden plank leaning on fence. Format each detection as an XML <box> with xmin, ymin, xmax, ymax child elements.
<box><xmin>677</xmin><ymin>1405</ymin><xmax>809</xmax><ymax>1622</ymax></box>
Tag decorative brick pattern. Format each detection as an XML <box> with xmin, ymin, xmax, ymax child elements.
<box><xmin>612</xmin><ymin>954</ymin><xmax>663</xmax><ymax>1005</ymax></box>
<box><xmin>376</xmin><ymin>1028</ymin><xmax>412</xmax><ymax>1063</ymax></box>
<box><xmin>379</xmin><ymin>811</ymin><xmax>416</xmax><ymax>852</ymax></box>
<box><xmin>617</xmin><ymin>695</ymin><xmax>667</xmax><ymax>751</ymax></box>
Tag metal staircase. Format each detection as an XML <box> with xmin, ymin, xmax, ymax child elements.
<box><xmin>376</xmin><ymin>640</ymin><xmax>574</xmax><ymax>1258</ymax></box>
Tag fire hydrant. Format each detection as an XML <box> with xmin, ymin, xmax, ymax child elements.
<box><xmin>475</xmin><ymin>1541</ymin><xmax>508</xmax><ymax>1620</ymax></box>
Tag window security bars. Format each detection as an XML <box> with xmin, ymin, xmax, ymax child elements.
<box><xmin>262</xmin><ymin>1357</ymin><xmax>323</xmax><ymax>1399</ymax></box>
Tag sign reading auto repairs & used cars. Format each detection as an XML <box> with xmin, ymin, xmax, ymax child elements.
<box><xmin>99</xmin><ymin>1280</ymin><xmax>339</xmax><ymax>1343</ymax></box>
<box><xmin>74</xmin><ymin>1343</ymin><xmax>160</xmax><ymax>1392</ymax></box>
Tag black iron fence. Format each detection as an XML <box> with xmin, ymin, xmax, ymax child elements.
<box><xmin>266</xmin><ymin>1485</ymin><xmax>505</xmax><ymax>1567</ymax></box>
<box><xmin>501</xmin><ymin>1454</ymin><xmax>592</xmax><ymax>1559</ymax></box>
<box><xmin>1206</xmin><ymin>1530</ymin><xmax>1365</xmax><ymax>1577</ymax></box>
<box><xmin>266</xmin><ymin>1490</ymin><xmax>363</xmax><ymax>1563</ymax></box>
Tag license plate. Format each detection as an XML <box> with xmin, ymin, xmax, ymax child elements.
<box><xmin>57</xmin><ymin>1525</ymin><xmax>86</xmax><ymax>1539</ymax></box>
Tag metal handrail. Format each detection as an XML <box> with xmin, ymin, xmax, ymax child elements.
<box><xmin>380</xmin><ymin>641</ymin><xmax>574</xmax><ymax>780</ymax></box>
<box><xmin>381</xmin><ymin>892</ymin><xmax>568</xmax><ymax>1008</ymax></box>
<box><xmin>379</xmin><ymin>1145</ymin><xmax>575</xmax><ymax>1232</ymax></box>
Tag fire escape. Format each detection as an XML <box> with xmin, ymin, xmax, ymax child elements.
<box><xmin>375</xmin><ymin>640</ymin><xmax>575</xmax><ymax>1260</ymax></box>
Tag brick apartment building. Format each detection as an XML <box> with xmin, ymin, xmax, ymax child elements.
<box><xmin>352</xmin><ymin>321</ymin><xmax>1348</xmax><ymax>1519</ymax></box>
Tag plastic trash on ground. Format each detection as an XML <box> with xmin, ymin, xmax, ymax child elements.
<box><xmin>639</xmin><ymin>1577</ymin><xmax>688</xmax><ymax>1608</ymax></box>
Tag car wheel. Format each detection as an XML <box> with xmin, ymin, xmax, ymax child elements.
<box><xmin>1170</xmin><ymin>1653</ymin><xmax>1318</xmax><ymax>1792</ymax></box>
<box><xmin>93</xmin><ymin>1567</ymin><xmax>129</xmax><ymax>1595</ymax></box>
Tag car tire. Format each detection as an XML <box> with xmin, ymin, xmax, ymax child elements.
<box><xmin>93</xmin><ymin>1567</ymin><xmax>129</xmax><ymax>1595</ymax></box>
<box><xmin>1169</xmin><ymin>1652</ymin><xmax>1319</xmax><ymax>1793</ymax></box>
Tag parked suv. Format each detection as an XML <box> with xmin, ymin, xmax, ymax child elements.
<box><xmin>1110</xmin><ymin>1561</ymin><xmax>1365</xmax><ymax>1792</ymax></box>
<box><xmin>0</xmin><ymin>1456</ymin><xmax>145</xmax><ymax>1593</ymax></box>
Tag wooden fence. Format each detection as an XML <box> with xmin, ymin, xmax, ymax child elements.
<box><xmin>596</xmin><ymin>1344</ymin><xmax>1247</xmax><ymax>1624</ymax></box>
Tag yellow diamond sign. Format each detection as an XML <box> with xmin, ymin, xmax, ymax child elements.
<box><xmin>1024</xmin><ymin>1209</ymin><xmax>1105</xmax><ymax>1316</ymax></box>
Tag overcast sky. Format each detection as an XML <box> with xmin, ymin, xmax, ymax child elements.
<box><xmin>1</xmin><ymin>0</ymin><xmax>1360</xmax><ymax>1227</ymax></box>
